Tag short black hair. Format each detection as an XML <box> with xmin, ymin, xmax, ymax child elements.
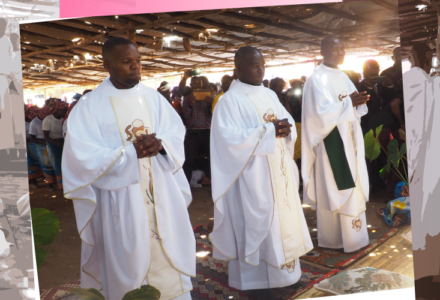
<box><xmin>0</xmin><ymin>18</ymin><xmax>7</xmax><ymax>36</ymax></box>
<box><xmin>102</xmin><ymin>37</ymin><xmax>136</xmax><ymax>61</ymax></box>
<box><xmin>269</xmin><ymin>77</ymin><xmax>285</xmax><ymax>89</ymax></box>
<box><xmin>234</xmin><ymin>46</ymin><xmax>261</xmax><ymax>67</ymax></box>
<box><xmin>221</xmin><ymin>75</ymin><xmax>232</xmax><ymax>82</ymax></box>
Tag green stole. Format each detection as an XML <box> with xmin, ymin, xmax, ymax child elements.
<box><xmin>323</xmin><ymin>74</ymin><xmax>356</xmax><ymax>191</ymax></box>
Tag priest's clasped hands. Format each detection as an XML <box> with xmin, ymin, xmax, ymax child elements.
<box><xmin>133</xmin><ymin>133</ymin><xmax>164</xmax><ymax>158</ymax></box>
<box><xmin>350</xmin><ymin>91</ymin><xmax>370</xmax><ymax>107</ymax></box>
<box><xmin>273</xmin><ymin>118</ymin><xmax>293</xmax><ymax>138</ymax></box>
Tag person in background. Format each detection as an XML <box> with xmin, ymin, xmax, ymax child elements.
<box><xmin>363</xmin><ymin>56</ymin><xmax>407</xmax><ymax>201</ymax></box>
<box><xmin>284</xmin><ymin>79</ymin><xmax>303</xmax><ymax>176</ymax></box>
<box><xmin>263</xmin><ymin>79</ymin><xmax>270</xmax><ymax>87</ymax></box>
<box><xmin>269</xmin><ymin>77</ymin><xmax>286</xmax><ymax>105</ymax></box>
<box><xmin>356</xmin><ymin>60</ymin><xmax>391</xmax><ymax>195</ymax></box>
<box><xmin>342</xmin><ymin>70</ymin><xmax>360</xmax><ymax>85</ymax></box>
<box><xmin>171</xmin><ymin>86</ymin><xmax>182</xmax><ymax>101</ymax></box>
<box><xmin>182</xmin><ymin>75</ymin><xmax>212</xmax><ymax>184</ymax></box>
<box><xmin>43</xmin><ymin>100</ymin><xmax>69</xmax><ymax>190</ymax></box>
<box><xmin>300</xmin><ymin>76</ymin><xmax>307</xmax><ymax>84</ymax></box>
<box><xmin>212</xmin><ymin>75</ymin><xmax>232</xmax><ymax>114</ymax></box>
<box><xmin>381</xmin><ymin>47</ymin><xmax>405</xmax><ymax>131</ymax></box>
<box><xmin>209</xmin><ymin>82</ymin><xmax>218</xmax><ymax>97</ymax></box>
<box><xmin>179</xmin><ymin>71</ymin><xmax>210</xmax><ymax>97</ymax></box>
<box><xmin>26</xmin><ymin>105</ymin><xmax>43</xmax><ymax>189</ymax></box>
<box><xmin>28</xmin><ymin>106</ymin><xmax>57</xmax><ymax>191</ymax></box>
<box><xmin>63</xmin><ymin>93</ymin><xmax>84</xmax><ymax>137</ymax></box>
<box><xmin>199</xmin><ymin>76</ymin><xmax>210</xmax><ymax>90</ymax></box>
<box><xmin>157</xmin><ymin>81</ymin><xmax>172</xmax><ymax>103</ymax></box>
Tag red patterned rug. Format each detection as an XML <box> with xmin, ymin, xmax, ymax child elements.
<box><xmin>40</xmin><ymin>226</ymin><xmax>337</xmax><ymax>300</ymax></box>
<box><xmin>192</xmin><ymin>225</ymin><xmax>337</xmax><ymax>300</ymax></box>
<box><xmin>300</xmin><ymin>215</ymin><xmax>400</xmax><ymax>269</ymax></box>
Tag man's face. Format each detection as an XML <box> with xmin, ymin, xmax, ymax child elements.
<box><xmin>221</xmin><ymin>78</ymin><xmax>232</xmax><ymax>92</ymax></box>
<box><xmin>363</xmin><ymin>66</ymin><xmax>380</xmax><ymax>86</ymax></box>
<box><xmin>237</xmin><ymin>52</ymin><xmax>265</xmax><ymax>86</ymax></box>
<box><xmin>104</xmin><ymin>44</ymin><xmax>142</xmax><ymax>89</ymax></box>
<box><xmin>322</xmin><ymin>39</ymin><xmax>345</xmax><ymax>66</ymax></box>
<box><xmin>190</xmin><ymin>78</ymin><xmax>203</xmax><ymax>90</ymax></box>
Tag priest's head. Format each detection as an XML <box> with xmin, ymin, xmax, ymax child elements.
<box><xmin>102</xmin><ymin>37</ymin><xmax>142</xmax><ymax>89</ymax></box>
<box><xmin>234</xmin><ymin>46</ymin><xmax>265</xmax><ymax>86</ymax></box>
<box><xmin>320</xmin><ymin>36</ymin><xmax>345</xmax><ymax>68</ymax></box>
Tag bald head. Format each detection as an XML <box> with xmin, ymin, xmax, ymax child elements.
<box><xmin>320</xmin><ymin>36</ymin><xmax>345</xmax><ymax>68</ymax></box>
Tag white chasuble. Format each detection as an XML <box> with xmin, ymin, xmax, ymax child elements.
<box><xmin>302</xmin><ymin>65</ymin><xmax>369</xmax><ymax>253</ymax></box>
<box><xmin>62</xmin><ymin>78</ymin><xmax>194</xmax><ymax>300</ymax></box>
<box><xmin>110</xmin><ymin>96</ymin><xmax>186</xmax><ymax>300</ymax></box>
<box><xmin>247</xmin><ymin>92</ymin><xmax>308</xmax><ymax>263</ymax></box>
<box><xmin>209</xmin><ymin>80</ymin><xmax>313</xmax><ymax>290</ymax></box>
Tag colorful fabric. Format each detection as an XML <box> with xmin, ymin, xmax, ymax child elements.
<box><xmin>314</xmin><ymin>267</ymin><xmax>414</xmax><ymax>295</ymax></box>
<box><xmin>191</xmin><ymin>226</ymin><xmax>336</xmax><ymax>300</ymax></box>
<box><xmin>46</xmin><ymin>140</ymin><xmax>64</xmax><ymax>189</ymax></box>
<box><xmin>39</xmin><ymin>227</ymin><xmax>337</xmax><ymax>300</ymax></box>
<box><xmin>294</xmin><ymin>122</ymin><xmax>301</xmax><ymax>161</ymax></box>
<box><xmin>50</xmin><ymin>100</ymin><xmax>69</xmax><ymax>113</ymax></box>
<box><xmin>27</xmin><ymin>146</ymin><xmax>43</xmax><ymax>180</ymax></box>
<box><xmin>27</xmin><ymin>142</ymin><xmax>56</xmax><ymax>184</ymax></box>
<box><xmin>376</xmin><ymin>182</ymin><xmax>410</xmax><ymax>227</ymax></box>
<box><xmin>182</xmin><ymin>95</ymin><xmax>212</xmax><ymax>129</ymax></box>
<box><xmin>25</xmin><ymin>105</ymin><xmax>40</xmax><ymax>121</ymax></box>
<box><xmin>62</xmin><ymin>100</ymin><xmax>79</xmax><ymax>125</ymax></box>
<box><xmin>39</xmin><ymin>106</ymin><xmax>53</xmax><ymax>120</ymax></box>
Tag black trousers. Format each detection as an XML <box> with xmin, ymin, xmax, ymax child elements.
<box><xmin>183</xmin><ymin>129</ymin><xmax>211</xmax><ymax>182</ymax></box>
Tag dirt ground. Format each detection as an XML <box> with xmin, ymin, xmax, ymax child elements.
<box><xmin>29</xmin><ymin>176</ymin><xmax>394</xmax><ymax>291</ymax></box>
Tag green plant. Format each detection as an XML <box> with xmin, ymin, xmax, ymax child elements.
<box><xmin>31</xmin><ymin>208</ymin><xmax>60</xmax><ymax>269</ymax></box>
<box><xmin>70</xmin><ymin>284</ymin><xmax>161</xmax><ymax>300</ymax></box>
<box><xmin>364</xmin><ymin>125</ymin><xmax>408</xmax><ymax>186</ymax></box>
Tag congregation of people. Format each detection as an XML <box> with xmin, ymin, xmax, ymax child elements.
<box><xmin>23</xmin><ymin>34</ymin><xmax>407</xmax><ymax>299</ymax></box>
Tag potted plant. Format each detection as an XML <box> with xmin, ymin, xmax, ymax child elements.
<box><xmin>364</xmin><ymin>125</ymin><xmax>410</xmax><ymax>227</ymax></box>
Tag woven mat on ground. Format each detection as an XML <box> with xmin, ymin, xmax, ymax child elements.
<box><xmin>300</xmin><ymin>214</ymin><xmax>399</xmax><ymax>269</ymax></box>
<box><xmin>192</xmin><ymin>225</ymin><xmax>337</xmax><ymax>300</ymax></box>
<box><xmin>40</xmin><ymin>226</ymin><xmax>337</xmax><ymax>300</ymax></box>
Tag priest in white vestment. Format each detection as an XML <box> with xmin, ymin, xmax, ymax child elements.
<box><xmin>210</xmin><ymin>46</ymin><xmax>313</xmax><ymax>291</ymax></box>
<box><xmin>62</xmin><ymin>37</ymin><xmax>195</xmax><ymax>300</ymax></box>
<box><xmin>302</xmin><ymin>36</ymin><xmax>370</xmax><ymax>253</ymax></box>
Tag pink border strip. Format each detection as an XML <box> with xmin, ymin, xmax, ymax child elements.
<box><xmin>60</xmin><ymin>0</ymin><xmax>342</xmax><ymax>19</ymax></box>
